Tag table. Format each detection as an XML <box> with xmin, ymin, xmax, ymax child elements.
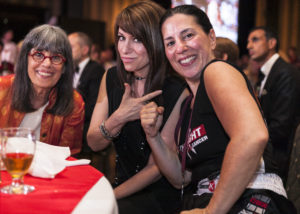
<box><xmin>0</xmin><ymin>164</ymin><xmax>118</xmax><ymax>214</ymax></box>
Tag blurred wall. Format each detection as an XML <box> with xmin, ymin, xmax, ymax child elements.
<box><xmin>82</xmin><ymin>0</ymin><xmax>139</xmax><ymax>48</ymax></box>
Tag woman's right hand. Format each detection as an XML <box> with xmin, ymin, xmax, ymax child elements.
<box><xmin>117</xmin><ymin>83</ymin><xmax>162</xmax><ymax>122</ymax></box>
<box><xmin>140</xmin><ymin>102</ymin><xmax>164</xmax><ymax>138</ymax></box>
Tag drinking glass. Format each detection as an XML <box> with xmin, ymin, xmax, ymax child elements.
<box><xmin>0</xmin><ymin>127</ymin><xmax>36</xmax><ymax>194</ymax></box>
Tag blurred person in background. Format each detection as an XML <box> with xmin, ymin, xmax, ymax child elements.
<box><xmin>90</xmin><ymin>43</ymin><xmax>101</xmax><ymax>63</ymax></box>
<box><xmin>242</xmin><ymin>58</ymin><xmax>260</xmax><ymax>90</ymax></box>
<box><xmin>237</xmin><ymin>54</ymin><xmax>250</xmax><ymax>70</ymax></box>
<box><xmin>0</xmin><ymin>24</ymin><xmax>84</xmax><ymax>155</ymax></box>
<box><xmin>287</xmin><ymin>46</ymin><xmax>300</xmax><ymax>70</ymax></box>
<box><xmin>247</xmin><ymin>26</ymin><xmax>300</xmax><ymax>185</ymax></box>
<box><xmin>68</xmin><ymin>32</ymin><xmax>105</xmax><ymax>166</ymax></box>
<box><xmin>213</xmin><ymin>36</ymin><xmax>239</xmax><ymax>65</ymax></box>
<box><xmin>99</xmin><ymin>45</ymin><xmax>117</xmax><ymax>71</ymax></box>
<box><xmin>1</xmin><ymin>29</ymin><xmax>18</xmax><ymax>74</ymax></box>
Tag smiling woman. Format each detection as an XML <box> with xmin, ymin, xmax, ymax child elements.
<box><xmin>27</xmin><ymin>50</ymin><xmax>66</xmax><ymax>105</ymax></box>
<box><xmin>87</xmin><ymin>1</ymin><xmax>188</xmax><ymax>214</ymax></box>
<box><xmin>0</xmin><ymin>24</ymin><xmax>84</xmax><ymax>155</ymax></box>
<box><xmin>140</xmin><ymin>4</ymin><xmax>297</xmax><ymax>214</ymax></box>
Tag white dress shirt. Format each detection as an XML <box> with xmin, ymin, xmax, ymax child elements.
<box><xmin>73</xmin><ymin>57</ymin><xmax>90</xmax><ymax>88</ymax></box>
<box><xmin>259</xmin><ymin>53</ymin><xmax>279</xmax><ymax>96</ymax></box>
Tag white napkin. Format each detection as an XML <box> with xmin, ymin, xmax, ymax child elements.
<box><xmin>28</xmin><ymin>141</ymin><xmax>90</xmax><ymax>179</ymax></box>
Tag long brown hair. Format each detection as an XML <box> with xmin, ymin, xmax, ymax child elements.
<box><xmin>114</xmin><ymin>1</ymin><xmax>166</xmax><ymax>99</ymax></box>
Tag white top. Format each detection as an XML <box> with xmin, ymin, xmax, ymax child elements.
<box><xmin>73</xmin><ymin>57</ymin><xmax>89</xmax><ymax>88</ymax></box>
<box><xmin>259</xmin><ymin>53</ymin><xmax>279</xmax><ymax>96</ymax></box>
<box><xmin>19</xmin><ymin>102</ymin><xmax>48</xmax><ymax>141</ymax></box>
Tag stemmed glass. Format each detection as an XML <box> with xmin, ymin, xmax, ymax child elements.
<box><xmin>0</xmin><ymin>127</ymin><xmax>36</xmax><ymax>194</ymax></box>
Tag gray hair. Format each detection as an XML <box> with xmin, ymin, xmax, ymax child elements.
<box><xmin>12</xmin><ymin>24</ymin><xmax>75</xmax><ymax>115</ymax></box>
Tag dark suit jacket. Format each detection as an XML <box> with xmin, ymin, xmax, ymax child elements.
<box><xmin>76</xmin><ymin>59</ymin><xmax>105</xmax><ymax>152</ymax></box>
<box><xmin>259</xmin><ymin>57</ymin><xmax>300</xmax><ymax>183</ymax></box>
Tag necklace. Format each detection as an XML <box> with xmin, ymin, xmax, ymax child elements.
<box><xmin>134</xmin><ymin>76</ymin><xmax>146</xmax><ymax>80</ymax></box>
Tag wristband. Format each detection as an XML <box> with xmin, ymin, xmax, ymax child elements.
<box><xmin>99</xmin><ymin>121</ymin><xmax>120</xmax><ymax>141</ymax></box>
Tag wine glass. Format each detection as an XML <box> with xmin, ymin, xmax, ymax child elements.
<box><xmin>0</xmin><ymin>127</ymin><xmax>36</xmax><ymax>194</ymax></box>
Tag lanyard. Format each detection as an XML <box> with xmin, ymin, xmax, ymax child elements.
<box><xmin>174</xmin><ymin>94</ymin><xmax>194</xmax><ymax>199</ymax></box>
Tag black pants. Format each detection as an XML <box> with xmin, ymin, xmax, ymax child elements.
<box><xmin>181</xmin><ymin>189</ymin><xmax>297</xmax><ymax>214</ymax></box>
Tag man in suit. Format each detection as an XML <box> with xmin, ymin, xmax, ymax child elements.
<box><xmin>68</xmin><ymin>32</ymin><xmax>105</xmax><ymax>167</ymax></box>
<box><xmin>247</xmin><ymin>27</ymin><xmax>300</xmax><ymax>185</ymax></box>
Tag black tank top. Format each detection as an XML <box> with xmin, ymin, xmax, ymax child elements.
<box><xmin>177</xmin><ymin>60</ymin><xmax>279</xmax><ymax>184</ymax></box>
<box><xmin>107</xmin><ymin>67</ymin><xmax>186</xmax><ymax>184</ymax></box>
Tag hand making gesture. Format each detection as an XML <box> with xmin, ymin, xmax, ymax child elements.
<box><xmin>140</xmin><ymin>101</ymin><xmax>164</xmax><ymax>138</ymax></box>
<box><xmin>117</xmin><ymin>83</ymin><xmax>162</xmax><ymax>122</ymax></box>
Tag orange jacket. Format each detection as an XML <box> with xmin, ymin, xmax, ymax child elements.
<box><xmin>0</xmin><ymin>75</ymin><xmax>85</xmax><ymax>155</ymax></box>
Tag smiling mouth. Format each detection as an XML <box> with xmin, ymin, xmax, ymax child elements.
<box><xmin>37</xmin><ymin>70</ymin><xmax>53</xmax><ymax>77</ymax></box>
<box><xmin>179</xmin><ymin>56</ymin><xmax>196</xmax><ymax>65</ymax></box>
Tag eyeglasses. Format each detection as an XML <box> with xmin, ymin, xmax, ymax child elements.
<box><xmin>29</xmin><ymin>51</ymin><xmax>66</xmax><ymax>65</ymax></box>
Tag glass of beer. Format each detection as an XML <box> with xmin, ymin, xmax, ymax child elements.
<box><xmin>0</xmin><ymin>127</ymin><xmax>36</xmax><ymax>194</ymax></box>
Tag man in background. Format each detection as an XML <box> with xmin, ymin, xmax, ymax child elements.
<box><xmin>68</xmin><ymin>32</ymin><xmax>105</xmax><ymax>168</ymax></box>
<box><xmin>247</xmin><ymin>27</ymin><xmax>300</xmax><ymax>185</ymax></box>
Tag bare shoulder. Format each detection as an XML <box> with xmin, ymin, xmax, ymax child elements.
<box><xmin>205</xmin><ymin>61</ymin><xmax>239</xmax><ymax>76</ymax></box>
<box><xmin>204</xmin><ymin>61</ymin><xmax>244</xmax><ymax>86</ymax></box>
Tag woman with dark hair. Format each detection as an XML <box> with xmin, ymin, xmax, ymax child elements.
<box><xmin>87</xmin><ymin>1</ymin><xmax>187</xmax><ymax>213</ymax></box>
<box><xmin>141</xmin><ymin>5</ymin><xmax>296</xmax><ymax>214</ymax></box>
<box><xmin>0</xmin><ymin>24</ymin><xmax>84</xmax><ymax>155</ymax></box>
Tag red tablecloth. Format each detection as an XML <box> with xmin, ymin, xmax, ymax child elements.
<box><xmin>0</xmin><ymin>164</ymin><xmax>103</xmax><ymax>214</ymax></box>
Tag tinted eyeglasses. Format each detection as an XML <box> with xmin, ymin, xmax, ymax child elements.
<box><xmin>29</xmin><ymin>51</ymin><xmax>66</xmax><ymax>65</ymax></box>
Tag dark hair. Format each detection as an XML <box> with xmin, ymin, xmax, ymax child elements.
<box><xmin>249</xmin><ymin>26</ymin><xmax>279</xmax><ymax>52</ymax></box>
<box><xmin>12</xmin><ymin>24</ymin><xmax>74</xmax><ymax>116</ymax></box>
<box><xmin>160</xmin><ymin>4</ymin><xmax>213</xmax><ymax>35</ymax></box>
<box><xmin>214</xmin><ymin>37</ymin><xmax>239</xmax><ymax>64</ymax></box>
<box><xmin>114</xmin><ymin>1</ymin><xmax>166</xmax><ymax>96</ymax></box>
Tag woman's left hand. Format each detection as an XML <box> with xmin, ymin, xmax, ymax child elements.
<box><xmin>180</xmin><ymin>208</ymin><xmax>209</xmax><ymax>214</ymax></box>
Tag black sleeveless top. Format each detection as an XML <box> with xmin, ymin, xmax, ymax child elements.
<box><xmin>177</xmin><ymin>60</ymin><xmax>279</xmax><ymax>184</ymax></box>
<box><xmin>107</xmin><ymin>67</ymin><xmax>186</xmax><ymax>212</ymax></box>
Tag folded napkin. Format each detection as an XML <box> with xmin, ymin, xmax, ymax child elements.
<box><xmin>28</xmin><ymin>141</ymin><xmax>90</xmax><ymax>179</ymax></box>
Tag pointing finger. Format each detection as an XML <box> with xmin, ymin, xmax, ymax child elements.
<box><xmin>140</xmin><ymin>90</ymin><xmax>162</xmax><ymax>103</ymax></box>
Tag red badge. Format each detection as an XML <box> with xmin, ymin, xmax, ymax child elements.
<box><xmin>208</xmin><ymin>180</ymin><xmax>215</xmax><ymax>192</ymax></box>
